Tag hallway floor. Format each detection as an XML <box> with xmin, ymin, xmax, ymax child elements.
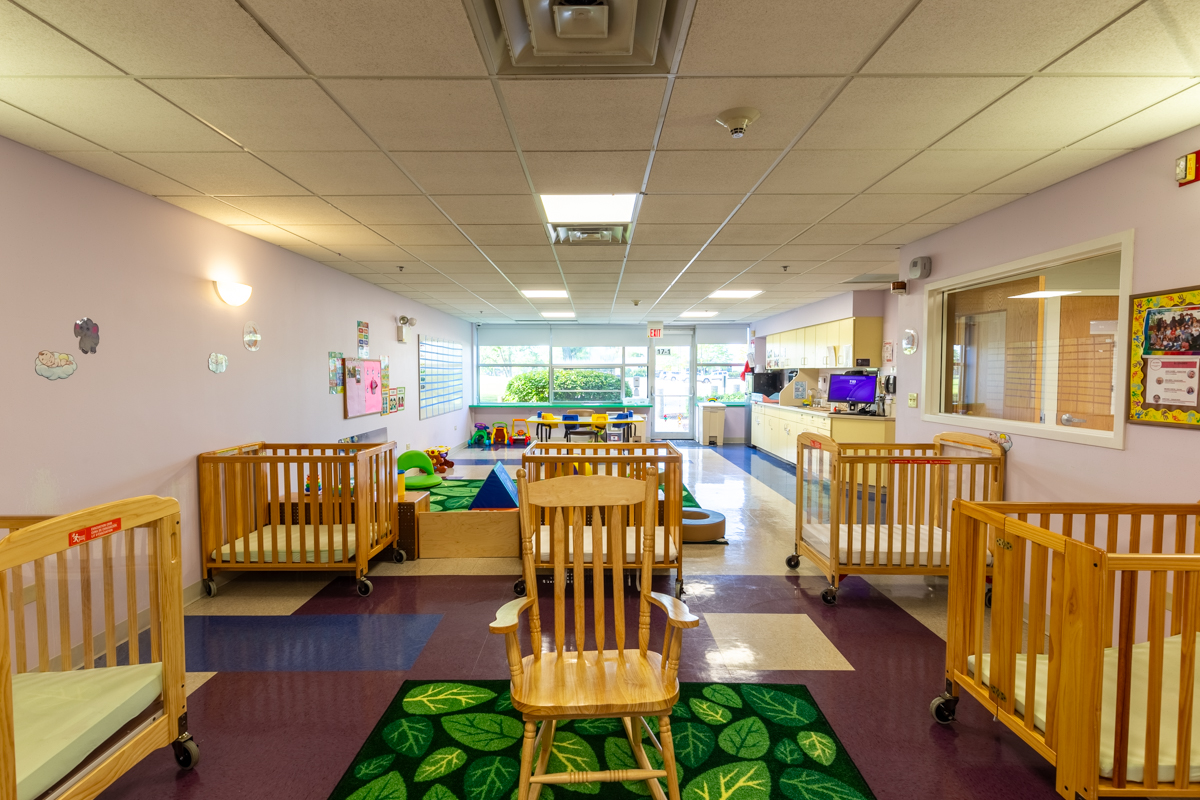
<box><xmin>102</xmin><ymin>443</ymin><xmax>1059</xmax><ymax>800</ymax></box>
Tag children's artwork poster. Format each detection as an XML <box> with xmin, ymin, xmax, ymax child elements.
<box><xmin>1129</xmin><ymin>284</ymin><xmax>1200</xmax><ymax>429</ymax></box>
<box><xmin>380</xmin><ymin>355</ymin><xmax>389</xmax><ymax>394</ymax></box>
<box><xmin>344</xmin><ymin>358</ymin><xmax>383</xmax><ymax>418</ymax></box>
<box><xmin>357</xmin><ymin>321</ymin><xmax>369</xmax><ymax>358</ymax></box>
<box><xmin>385</xmin><ymin>386</ymin><xmax>405</xmax><ymax>415</ymax></box>
<box><xmin>328</xmin><ymin>351</ymin><xmax>344</xmax><ymax>394</ymax></box>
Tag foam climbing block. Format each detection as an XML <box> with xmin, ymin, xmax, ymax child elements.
<box><xmin>469</xmin><ymin>462</ymin><xmax>519</xmax><ymax>510</ymax></box>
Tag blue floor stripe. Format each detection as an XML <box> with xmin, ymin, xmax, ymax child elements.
<box><xmin>704</xmin><ymin>443</ymin><xmax>798</xmax><ymax>504</ymax></box>
<box><xmin>185</xmin><ymin>614</ymin><xmax>441</xmax><ymax>672</ymax></box>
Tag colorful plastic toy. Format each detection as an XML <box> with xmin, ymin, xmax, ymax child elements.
<box><xmin>425</xmin><ymin>447</ymin><xmax>454</xmax><ymax>473</ymax></box>
<box><xmin>397</xmin><ymin>450</ymin><xmax>443</xmax><ymax>489</ymax></box>
<box><xmin>510</xmin><ymin>418</ymin><xmax>530</xmax><ymax>446</ymax></box>
<box><xmin>491</xmin><ymin>421</ymin><xmax>509</xmax><ymax>446</ymax></box>
<box><xmin>469</xmin><ymin>423</ymin><xmax>491</xmax><ymax>448</ymax></box>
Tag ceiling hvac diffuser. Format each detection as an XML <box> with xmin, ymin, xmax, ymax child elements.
<box><xmin>490</xmin><ymin>0</ymin><xmax>669</xmax><ymax>67</ymax></box>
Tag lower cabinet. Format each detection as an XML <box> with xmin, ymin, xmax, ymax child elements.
<box><xmin>750</xmin><ymin>404</ymin><xmax>893</xmax><ymax>464</ymax></box>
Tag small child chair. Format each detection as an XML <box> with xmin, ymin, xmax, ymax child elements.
<box><xmin>396</xmin><ymin>449</ymin><xmax>443</xmax><ymax>489</ymax></box>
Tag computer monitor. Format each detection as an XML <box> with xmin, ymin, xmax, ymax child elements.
<box><xmin>827</xmin><ymin>374</ymin><xmax>877</xmax><ymax>404</ymax></box>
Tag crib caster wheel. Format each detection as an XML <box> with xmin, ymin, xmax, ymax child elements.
<box><xmin>172</xmin><ymin>736</ymin><xmax>200</xmax><ymax>769</ymax></box>
<box><xmin>674</xmin><ymin>579</ymin><xmax>684</xmax><ymax>599</ymax></box>
<box><xmin>820</xmin><ymin>586</ymin><xmax>837</xmax><ymax>606</ymax></box>
<box><xmin>357</xmin><ymin>578</ymin><xmax>373</xmax><ymax>597</ymax></box>
<box><xmin>984</xmin><ymin>587</ymin><xmax>992</xmax><ymax>609</ymax></box>
<box><xmin>930</xmin><ymin>695</ymin><xmax>958</xmax><ymax>725</ymax></box>
<box><xmin>785</xmin><ymin>554</ymin><xmax>801</xmax><ymax>569</ymax></box>
<box><xmin>514</xmin><ymin>579</ymin><xmax>527</xmax><ymax>597</ymax></box>
<box><xmin>392</xmin><ymin>548</ymin><xmax>407</xmax><ymax>564</ymax></box>
<box><xmin>202</xmin><ymin>579</ymin><xmax>216</xmax><ymax>598</ymax></box>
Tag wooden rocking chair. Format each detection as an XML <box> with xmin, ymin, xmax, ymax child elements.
<box><xmin>489</xmin><ymin>467</ymin><xmax>699</xmax><ymax>800</ymax></box>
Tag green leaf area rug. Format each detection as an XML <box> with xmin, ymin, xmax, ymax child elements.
<box><xmin>328</xmin><ymin>680</ymin><xmax>874</xmax><ymax>800</ymax></box>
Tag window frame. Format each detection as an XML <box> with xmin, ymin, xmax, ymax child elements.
<box><xmin>696</xmin><ymin>343</ymin><xmax>749</xmax><ymax>404</ymax></box>
<box><xmin>475</xmin><ymin>345</ymin><xmax>643</xmax><ymax>405</ymax></box>
<box><xmin>920</xmin><ymin>230</ymin><xmax>1134</xmax><ymax>450</ymax></box>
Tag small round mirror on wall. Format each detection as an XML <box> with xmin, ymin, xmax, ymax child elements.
<box><xmin>901</xmin><ymin>329</ymin><xmax>919</xmax><ymax>355</ymax></box>
<box><xmin>243</xmin><ymin>321</ymin><xmax>261</xmax><ymax>352</ymax></box>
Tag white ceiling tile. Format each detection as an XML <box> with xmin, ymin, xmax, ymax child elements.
<box><xmin>282</xmin><ymin>243</ymin><xmax>343</xmax><ymax>261</ymax></box>
<box><xmin>832</xmin><ymin>245</ymin><xmax>902</xmax><ymax>262</ymax></box>
<box><xmin>732</xmin><ymin>195</ymin><xmax>850</xmax><ymax>225</ymax></box>
<box><xmin>146</xmin><ymin>79</ymin><xmax>373</xmax><ymax>151</ymax></box>
<box><xmin>0</xmin><ymin>3</ymin><xmax>120</xmax><ymax>76</ymax></box>
<box><xmin>0</xmin><ymin>79</ymin><xmax>237</xmax><ymax>151</ymax></box>
<box><xmin>770</xmin><ymin>243</ymin><xmax>855</xmax><ymax>261</ymax></box>
<box><xmin>161</xmin><ymin>196</ymin><xmax>264</xmax><ymax>224</ymax></box>
<box><xmin>863</xmin><ymin>0</ymin><xmax>1136</xmax><ymax>73</ymax></box>
<box><xmin>481</xmin><ymin>245</ymin><xmax>556</xmax><ymax>261</ymax></box>
<box><xmin>326</xmin><ymin>195</ymin><xmax>446</xmax><ymax>224</ymax></box>
<box><xmin>0</xmin><ymin>102</ymin><xmax>103</xmax><ymax>151</ymax></box>
<box><xmin>935</xmin><ymin>77</ymin><xmax>1196</xmax><ymax>151</ymax></box>
<box><xmin>402</xmin><ymin>245</ymin><xmax>487</xmax><ymax>262</ymax></box>
<box><xmin>822</xmin><ymin>193</ymin><xmax>960</xmax><ymax>224</ymax></box>
<box><xmin>695</xmin><ymin>244</ymin><xmax>779</xmax><ymax>261</ymax></box>
<box><xmin>228</xmin><ymin>224</ymin><xmax>312</xmax><ymax>247</ymax></box>
<box><xmin>710</xmin><ymin>224</ymin><xmax>806</xmax><ymax>246</ymax></box>
<box><xmin>493</xmin><ymin>262</ymin><xmax>561</xmax><ymax>274</ymax></box>
<box><xmin>647</xmin><ymin>150</ymin><xmax>777</xmax><ymax>193</ymax></box>
<box><xmin>753</xmin><ymin>261</ymin><xmax>824</xmax><ymax>274</ymax></box>
<box><xmin>633</xmin><ymin>224</ymin><xmax>718</xmax><ymax>245</ymax></box>
<box><xmin>126</xmin><ymin>152</ymin><xmax>308</xmax><ymax>194</ymax></box>
<box><xmin>258</xmin><ymin>152</ymin><xmax>419</xmax><ymax>195</ymax></box>
<box><xmin>524</xmin><ymin>151</ymin><xmax>648</xmax><ymax>193</ymax></box>
<box><xmin>394</xmin><ymin>151</ymin><xmax>528</xmax><ymax>194</ymax></box>
<box><xmin>458</xmin><ymin>225</ymin><xmax>549</xmax><ymax>246</ymax></box>
<box><xmin>799</xmin><ymin>77</ymin><xmax>1020</xmax><ymax>151</ymax></box>
<box><xmin>328</xmin><ymin>245</ymin><xmax>412</xmax><ymax>261</ymax></box>
<box><xmin>326</xmin><ymin>79</ymin><xmax>511</xmax><ymax>150</ymax></box>
<box><xmin>624</xmin><ymin>261</ymin><xmax>689</xmax><ymax>272</ymax></box>
<box><xmin>432</xmin><ymin>195</ymin><xmax>542</xmax><ymax>225</ymax></box>
<box><xmin>1048</xmin><ymin>1</ymin><xmax>1200</xmax><ymax>74</ymax></box>
<box><xmin>278</xmin><ymin>224</ymin><xmax>389</xmax><ymax>246</ymax></box>
<box><xmin>1073</xmin><ymin>84</ymin><xmax>1200</xmax><ymax>151</ymax></box>
<box><xmin>759</xmin><ymin>150</ymin><xmax>917</xmax><ymax>194</ymax></box>
<box><xmin>501</xmin><ymin>79</ymin><xmax>666</xmax><ymax>151</ymax></box>
<box><xmin>49</xmin><ymin>151</ymin><xmax>199</xmax><ymax>195</ymax></box>
<box><xmin>916</xmin><ymin>193</ymin><xmax>1025</xmax><ymax>224</ymax></box>
<box><xmin>978</xmin><ymin>149</ymin><xmax>1130</xmax><ymax>193</ymax></box>
<box><xmin>628</xmin><ymin>244</ymin><xmax>701</xmax><ymax>261</ymax></box>
<box><xmin>870</xmin><ymin>150</ymin><xmax>1049</xmax><ymax>193</ymax></box>
<box><xmin>218</xmin><ymin>196</ymin><xmax>355</xmax><ymax>224</ymax></box>
<box><xmin>372</xmin><ymin>225</ymin><xmax>470</xmax><ymax>246</ymax></box>
<box><xmin>679</xmin><ymin>0</ymin><xmax>914</xmax><ymax>75</ymax></box>
<box><xmin>636</xmin><ymin>195</ymin><xmax>742</xmax><ymax>224</ymax></box>
<box><xmin>249</xmin><ymin>0</ymin><xmax>485</xmax><ymax>76</ymax></box>
<box><xmin>790</xmin><ymin>224</ymin><xmax>895</xmax><ymax>245</ymax></box>
<box><xmin>559</xmin><ymin>261</ymin><xmax>623</xmax><ymax>273</ymax></box>
<box><xmin>660</xmin><ymin>78</ymin><xmax>840</xmax><ymax>151</ymax></box>
<box><xmin>870</xmin><ymin>223</ymin><xmax>954</xmax><ymax>245</ymax></box>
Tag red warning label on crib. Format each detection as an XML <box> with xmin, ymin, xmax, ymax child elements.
<box><xmin>889</xmin><ymin>458</ymin><xmax>952</xmax><ymax>465</ymax></box>
<box><xmin>68</xmin><ymin>518</ymin><xmax>121</xmax><ymax>547</ymax></box>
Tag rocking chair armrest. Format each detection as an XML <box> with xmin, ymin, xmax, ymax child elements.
<box><xmin>489</xmin><ymin>597</ymin><xmax>535</xmax><ymax>634</ymax></box>
<box><xmin>648</xmin><ymin>592</ymin><xmax>700</xmax><ymax>628</ymax></box>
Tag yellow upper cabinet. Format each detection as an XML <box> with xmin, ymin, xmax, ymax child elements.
<box><xmin>836</xmin><ymin>318</ymin><xmax>855</xmax><ymax>367</ymax></box>
<box><xmin>782</xmin><ymin>329</ymin><xmax>799</xmax><ymax>368</ymax></box>
<box><xmin>852</xmin><ymin>317</ymin><xmax>884</xmax><ymax>368</ymax></box>
<box><xmin>762</xmin><ymin>317</ymin><xmax>885</xmax><ymax>371</ymax></box>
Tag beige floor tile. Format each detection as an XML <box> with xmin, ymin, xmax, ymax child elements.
<box><xmin>186</xmin><ymin>671</ymin><xmax>217</xmax><ymax>696</ymax></box>
<box><xmin>704</xmin><ymin>612</ymin><xmax>854</xmax><ymax>671</ymax></box>
<box><xmin>184</xmin><ymin>573</ymin><xmax>334</xmax><ymax>615</ymax></box>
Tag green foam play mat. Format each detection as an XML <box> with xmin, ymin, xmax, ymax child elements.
<box><xmin>327</xmin><ymin>680</ymin><xmax>875</xmax><ymax>800</ymax></box>
<box><xmin>428</xmin><ymin>480</ymin><xmax>702</xmax><ymax>513</ymax></box>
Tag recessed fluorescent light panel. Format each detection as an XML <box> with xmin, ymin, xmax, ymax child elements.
<box><xmin>1008</xmin><ymin>290</ymin><xmax>1082</xmax><ymax>299</ymax></box>
<box><xmin>680</xmin><ymin>311</ymin><xmax>718</xmax><ymax>318</ymax></box>
<box><xmin>521</xmin><ymin>289</ymin><xmax>569</xmax><ymax>298</ymax></box>
<box><xmin>540</xmin><ymin>194</ymin><xmax>636</xmax><ymax>224</ymax></box>
<box><xmin>709</xmin><ymin>290</ymin><xmax>762</xmax><ymax>299</ymax></box>
<box><xmin>541</xmin><ymin>311</ymin><xmax>576</xmax><ymax>318</ymax></box>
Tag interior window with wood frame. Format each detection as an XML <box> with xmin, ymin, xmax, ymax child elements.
<box><xmin>941</xmin><ymin>251</ymin><xmax>1121</xmax><ymax>433</ymax></box>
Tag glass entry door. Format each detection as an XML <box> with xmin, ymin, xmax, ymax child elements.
<box><xmin>651</xmin><ymin>344</ymin><xmax>693</xmax><ymax>438</ymax></box>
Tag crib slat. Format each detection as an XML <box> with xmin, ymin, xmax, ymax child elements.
<box><xmin>572</xmin><ymin>506</ymin><xmax>585</xmax><ymax>652</ymax></box>
<box><xmin>1144</xmin><ymin>570</ymin><xmax>1167</xmax><ymax>789</ymax></box>
<box><xmin>34</xmin><ymin>558</ymin><xmax>49</xmax><ymax>672</ymax></box>
<box><xmin>1174</xmin><ymin>515</ymin><xmax>1188</xmax><ymax>637</ymax></box>
<box><xmin>125</xmin><ymin>529</ymin><xmax>140</xmax><ymax>665</ymax></box>
<box><xmin>1083</xmin><ymin>514</ymin><xmax>1096</xmax><ymax>547</ymax></box>
<box><xmin>1023</xmin><ymin>544</ymin><xmax>1048</xmax><ymax>732</ymax></box>
<box><xmin>283</xmin><ymin>460</ymin><xmax>293</xmax><ymax>565</ymax></box>
<box><xmin>1044</xmin><ymin>551</ymin><xmax>1065</xmax><ymax>750</ymax></box>
<box><xmin>1176</xmin><ymin>571</ymin><xmax>1197</xmax><ymax>791</ymax></box>
<box><xmin>1111</xmin><ymin>570</ymin><xmax>1138</xmax><ymax>788</ymax></box>
<box><xmin>11</xmin><ymin>566</ymin><xmax>26</xmax><ymax>674</ymax></box>
<box><xmin>0</xmin><ymin>570</ymin><xmax>13</xmax><ymax>796</ymax></box>
<box><xmin>148</xmin><ymin>528</ymin><xmax>160</xmax><ymax>663</ymax></box>
<box><xmin>255</xmin><ymin>459</ymin><xmax>266</xmax><ymax>566</ymax></box>
<box><xmin>1104</xmin><ymin>515</ymin><xmax>1119</xmax><ymax>649</ymax></box>
<box><xmin>103</xmin><ymin>536</ymin><xmax>117</xmax><ymax>667</ymax></box>
<box><xmin>80</xmin><ymin>543</ymin><xmax>94</xmax><ymax>669</ymax></box>
<box><xmin>56</xmin><ymin>551</ymin><xmax>71</xmax><ymax>671</ymax></box>
<box><xmin>873</xmin><ymin>462</ymin><xmax>882</xmax><ymax>568</ymax></box>
<box><xmin>898</xmin><ymin>462</ymin><xmax>909</xmax><ymax>569</ymax></box>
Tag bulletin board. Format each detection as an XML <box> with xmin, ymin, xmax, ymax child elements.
<box><xmin>418</xmin><ymin>336</ymin><xmax>463</xmax><ymax>420</ymax></box>
<box><xmin>344</xmin><ymin>358</ymin><xmax>384</xmax><ymax>419</ymax></box>
<box><xmin>1128</xmin><ymin>284</ymin><xmax>1200</xmax><ymax>429</ymax></box>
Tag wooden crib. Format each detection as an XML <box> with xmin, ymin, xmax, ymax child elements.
<box><xmin>1</xmin><ymin>496</ymin><xmax>193</xmax><ymax>800</ymax></box>
<box><xmin>197</xmin><ymin>441</ymin><xmax>400</xmax><ymax>598</ymax></box>
<box><xmin>936</xmin><ymin>500</ymin><xmax>1200</xmax><ymax>799</ymax></box>
<box><xmin>791</xmin><ymin>431</ymin><xmax>1005</xmax><ymax>604</ymax></box>
<box><xmin>521</xmin><ymin>441</ymin><xmax>685</xmax><ymax>598</ymax></box>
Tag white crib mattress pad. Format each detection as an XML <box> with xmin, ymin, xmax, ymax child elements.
<box><xmin>14</xmin><ymin>662</ymin><xmax>163</xmax><ymax>800</ymax></box>
<box><xmin>212</xmin><ymin>524</ymin><xmax>358</xmax><ymax>563</ymax></box>
<box><xmin>801</xmin><ymin>521</ymin><xmax>961</xmax><ymax>567</ymax></box>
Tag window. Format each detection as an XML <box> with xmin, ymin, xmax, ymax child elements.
<box><xmin>923</xmin><ymin>232</ymin><xmax>1132</xmax><ymax>448</ymax></box>
<box><xmin>697</xmin><ymin>343</ymin><xmax>748</xmax><ymax>403</ymax></box>
<box><xmin>477</xmin><ymin>346</ymin><xmax>549</xmax><ymax>403</ymax></box>
<box><xmin>477</xmin><ymin>344</ymin><xmax>638</xmax><ymax>404</ymax></box>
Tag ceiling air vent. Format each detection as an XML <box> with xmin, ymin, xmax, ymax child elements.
<box><xmin>841</xmin><ymin>273</ymin><xmax>900</xmax><ymax>284</ymax></box>
<box><xmin>550</xmin><ymin>223</ymin><xmax>631</xmax><ymax>245</ymax></box>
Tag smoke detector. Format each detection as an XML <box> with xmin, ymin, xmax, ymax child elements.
<box><xmin>716</xmin><ymin>107</ymin><xmax>761</xmax><ymax>139</ymax></box>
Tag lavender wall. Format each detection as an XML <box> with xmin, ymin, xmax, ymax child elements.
<box><xmin>0</xmin><ymin>137</ymin><xmax>473</xmax><ymax>586</ymax></box>
<box><xmin>885</xmin><ymin>124</ymin><xmax>1200</xmax><ymax>503</ymax></box>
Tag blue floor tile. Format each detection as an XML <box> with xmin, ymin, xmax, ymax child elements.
<box><xmin>185</xmin><ymin>614</ymin><xmax>442</xmax><ymax>672</ymax></box>
<box><xmin>708</xmin><ymin>443</ymin><xmax>797</xmax><ymax>503</ymax></box>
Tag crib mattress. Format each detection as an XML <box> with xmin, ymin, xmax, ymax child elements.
<box><xmin>537</xmin><ymin>525</ymin><xmax>670</xmax><ymax>563</ymax></box>
<box><xmin>14</xmin><ymin>663</ymin><xmax>163</xmax><ymax>800</ymax></box>
<box><xmin>801</xmin><ymin>521</ymin><xmax>958</xmax><ymax>567</ymax></box>
<box><xmin>970</xmin><ymin>632</ymin><xmax>1200</xmax><ymax>783</ymax></box>
<box><xmin>212</xmin><ymin>524</ymin><xmax>358</xmax><ymax>564</ymax></box>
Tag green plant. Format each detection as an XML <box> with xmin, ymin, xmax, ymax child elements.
<box><xmin>501</xmin><ymin>370</ymin><xmax>630</xmax><ymax>403</ymax></box>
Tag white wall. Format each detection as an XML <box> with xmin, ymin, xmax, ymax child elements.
<box><xmin>885</xmin><ymin>123</ymin><xmax>1200</xmax><ymax>503</ymax></box>
<box><xmin>0</xmin><ymin>137</ymin><xmax>473</xmax><ymax>585</ymax></box>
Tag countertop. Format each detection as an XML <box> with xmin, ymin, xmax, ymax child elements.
<box><xmin>753</xmin><ymin>402</ymin><xmax>893</xmax><ymax>421</ymax></box>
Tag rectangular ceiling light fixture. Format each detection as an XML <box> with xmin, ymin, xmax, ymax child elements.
<box><xmin>540</xmin><ymin>194</ymin><xmax>636</xmax><ymax>224</ymax></box>
<box><xmin>521</xmin><ymin>289</ymin><xmax>569</xmax><ymax>298</ymax></box>
<box><xmin>709</xmin><ymin>290</ymin><xmax>762</xmax><ymax>299</ymax></box>
<box><xmin>680</xmin><ymin>311</ymin><xmax>718</xmax><ymax>318</ymax></box>
<box><xmin>1008</xmin><ymin>290</ymin><xmax>1081</xmax><ymax>299</ymax></box>
<box><xmin>541</xmin><ymin>311</ymin><xmax>576</xmax><ymax>318</ymax></box>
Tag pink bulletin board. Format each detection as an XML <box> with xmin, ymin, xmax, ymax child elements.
<box><xmin>343</xmin><ymin>358</ymin><xmax>383</xmax><ymax>418</ymax></box>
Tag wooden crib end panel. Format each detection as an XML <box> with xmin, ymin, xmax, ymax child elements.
<box><xmin>0</xmin><ymin>497</ymin><xmax>179</xmax><ymax>570</ymax></box>
<box><xmin>1055</xmin><ymin>540</ymin><xmax>1105</xmax><ymax>800</ymax></box>
<box><xmin>54</xmin><ymin>717</ymin><xmax>173</xmax><ymax>800</ymax></box>
<box><xmin>0</xmin><ymin>569</ymin><xmax>14</xmax><ymax>800</ymax></box>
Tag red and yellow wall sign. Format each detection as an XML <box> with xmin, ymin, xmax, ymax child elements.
<box><xmin>1129</xmin><ymin>284</ymin><xmax>1200</xmax><ymax>429</ymax></box>
<box><xmin>1177</xmin><ymin>151</ymin><xmax>1199</xmax><ymax>187</ymax></box>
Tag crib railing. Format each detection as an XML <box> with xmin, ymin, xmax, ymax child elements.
<box><xmin>945</xmin><ymin>500</ymin><xmax>1200</xmax><ymax>799</ymax></box>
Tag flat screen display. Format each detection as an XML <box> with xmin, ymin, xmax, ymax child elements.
<box><xmin>828</xmin><ymin>374</ymin><xmax>877</xmax><ymax>403</ymax></box>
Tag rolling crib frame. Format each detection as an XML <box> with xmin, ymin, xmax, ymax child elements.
<box><xmin>1</xmin><ymin>496</ymin><xmax>193</xmax><ymax>800</ymax></box>
<box><xmin>936</xmin><ymin>500</ymin><xmax>1200</xmax><ymax>799</ymax></box>
<box><xmin>791</xmin><ymin>431</ymin><xmax>1005</xmax><ymax>604</ymax></box>
<box><xmin>197</xmin><ymin>441</ymin><xmax>400</xmax><ymax>598</ymax></box>
<box><xmin>521</xmin><ymin>442</ymin><xmax>686</xmax><ymax>599</ymax></box>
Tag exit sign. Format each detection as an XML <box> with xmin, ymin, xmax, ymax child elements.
<box><xmin>647</xmin><ymin>321</ymin><xmax>664</xmax><ymax>339</ymax></box>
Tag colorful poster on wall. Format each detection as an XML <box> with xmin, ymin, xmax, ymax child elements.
<box><xmin>357</xmin><ymin>321</ymin><xmax>369</xmax><ymax>358</ymax></box>
<box><xmin>1129</xmin><ymin>285</ymin><xmax>1200</xmax><ymax>429</ymax></box>
<box><xmin>380</xmin><ymin>355</ymin><xmax>389</xmax><ymax>393</ymax></box>
<box><xmin>344</xmin><ymin>358</ymin><xmax>383</xmax><ymax>418</ymax></box>
<box><xmin>328</xmin><ymin>351</ymin><xmax>344</xmax><ymax>394</ymax></box>
<box><xmin>386</xmin><ymin>387</ymin><xmax>404</xmax><ymax>415</ymax></box>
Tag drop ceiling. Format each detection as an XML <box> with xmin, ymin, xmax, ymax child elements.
<box><xmin>2</xmin><ymin>0</ymin><xmax>1199</xmax><ymax>324</ymax></box>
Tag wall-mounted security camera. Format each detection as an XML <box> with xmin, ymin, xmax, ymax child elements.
<box><xmin>908</xmin><ymin>256</ymin><xmax>931</xmax><ymax>280</ymax></box>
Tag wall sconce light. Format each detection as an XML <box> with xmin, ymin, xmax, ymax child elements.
<box><xmin>214</xmin><ymin>281</ymin><xmax>252</xmax><ymax>306</ymax></box>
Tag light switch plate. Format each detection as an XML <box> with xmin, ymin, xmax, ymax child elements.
<box><xmin>907</xmin><ymin>393</ymin><xmax>918</xmax><ymax>408</ymax></box>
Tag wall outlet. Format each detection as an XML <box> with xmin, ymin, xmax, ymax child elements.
<box><xmin>405</xmin><ymin>443</ymin><xmax>410</xmax><ymax>450</ymax></box>
<box><xmin>907</xmin><ymin>393</ymin><xmax>918</xmax><ymax>408</ymax></box>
